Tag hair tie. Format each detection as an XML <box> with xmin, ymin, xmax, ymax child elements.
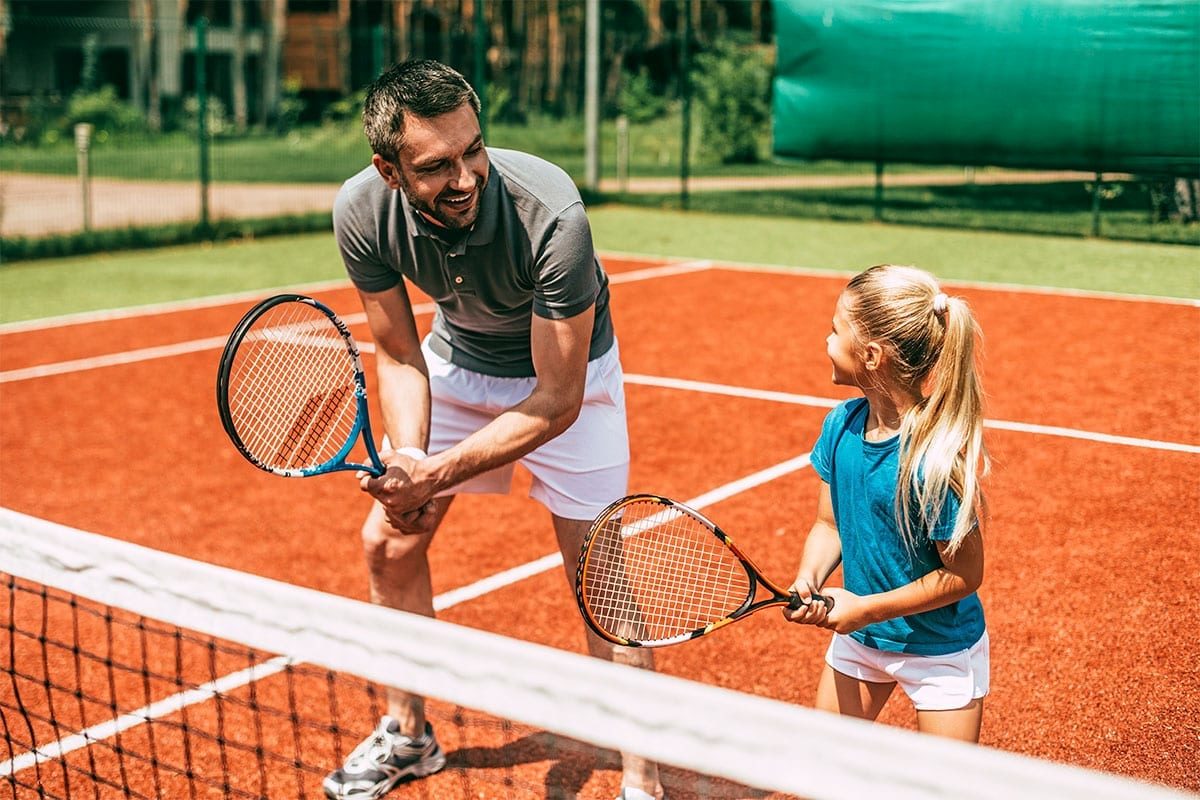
<box><xmin>932</xmin><ymin>293</ymin><xmax>949</xmax><ymax>316</ymax></box>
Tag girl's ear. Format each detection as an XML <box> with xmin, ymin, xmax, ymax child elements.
<box><xmin>863</xmin><ymin>341</ymin><xmax>884</xmax><ymax>372</ymax></box>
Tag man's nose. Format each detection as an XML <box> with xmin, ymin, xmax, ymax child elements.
<box><xmin>449</xmin><ymin>160</ymin><xmax>477</xmax><ymax>192</ymax></box>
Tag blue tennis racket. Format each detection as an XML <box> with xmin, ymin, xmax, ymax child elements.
<box><xmin>217</xmin><ymin>294</ymin><xmax>385</xmax><ymax>478</ymax></box>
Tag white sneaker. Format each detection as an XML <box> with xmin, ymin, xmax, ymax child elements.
<box><xmin>322</xmin><ymin>716</ymin><xmax>446</xmax><ymax>799</ymax></box>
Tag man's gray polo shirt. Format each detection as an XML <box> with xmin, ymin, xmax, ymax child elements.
<box><xmin>333</xmin><ymin>147</ymin><xmax>614</xmax><ymax>378</ymax></box>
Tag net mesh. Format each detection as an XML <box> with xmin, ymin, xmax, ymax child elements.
<box><xmin>580</xmin><ymin>498</ymin><xmax>753</xmax><ymax>645</ymax></box>
<box><xmin>224</xmin><ymin>301</ymin><xmax>361</xmax><ymax>472</ymax></box>
<box><xmin>2</xmin><ymin>509</ymin><xmax>1185</xmax><ymax>800</ymax></box>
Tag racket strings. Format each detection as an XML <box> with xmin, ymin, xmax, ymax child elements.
<box><xmin>226</xmin><ymin>304</ymin><xmax>361</xmax><ymax>470</ymax></box>
<box><xmin>583</xmin><ymin>501</ymin><xmax>752</xmax><ymax>643</ymax></box>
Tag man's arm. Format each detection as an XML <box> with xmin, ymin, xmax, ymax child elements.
<box><xmin>423</xmin><ymin>305</ymin><xmax>594</xmax><ymax>486</ymax></box>
<box><xmin>364</xmin><ymin>304</ymin><xmax>595</xmax><ymax>515</ymax></box>
<box><xmin>357</xmin><ymin>284</ymin><xmax>430</xmax><ymax>453</ymax></box>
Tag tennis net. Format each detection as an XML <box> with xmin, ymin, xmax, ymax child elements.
<box><xmin>2</xmin><ymin>508</ymin><xmax>1188</xmax><ymax>800</ymax></box>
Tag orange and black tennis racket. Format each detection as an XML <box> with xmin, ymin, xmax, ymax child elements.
<box><xmin>575</xmin><ymin>494</ymin><xmax>833</xmax><ymax>647</ymax></box>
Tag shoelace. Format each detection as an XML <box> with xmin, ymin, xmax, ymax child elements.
<box><xmin>343</xmin><ymin>730</ymin><xmax>397</xmax><ymax>772</ymax></box>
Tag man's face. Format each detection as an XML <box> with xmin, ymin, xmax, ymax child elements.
<box><xmin>373</xmin><ymin>103</ymin><xmax>489</xmax><ymax>231</ymax></box>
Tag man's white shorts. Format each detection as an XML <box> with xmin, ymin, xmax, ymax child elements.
<box><xmin>421</xmin><ymin>336</ymin><xmax>629</xmax><ymax>520</ymax></box>
<box><xmin>825</xmin><ymin>631</ymin><xmax>990</xmax><ymax>711</ymax></box>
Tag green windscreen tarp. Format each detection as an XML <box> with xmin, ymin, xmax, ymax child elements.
<box><xmin>772</xmin><ymin>1</ymin><xmax>1200</xmax><ymax>174</ymax></box>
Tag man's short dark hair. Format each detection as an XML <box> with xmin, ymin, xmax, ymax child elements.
<box><xmin>363</xmin><ymin>59</ymin><xmax>482</xmax><ymax>164</ymax></box>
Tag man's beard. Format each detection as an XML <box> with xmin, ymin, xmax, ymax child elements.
<box><xmin>399</xmin><ymin>172</ymin><xmax>484</xmax><ymax>232</ymax></box>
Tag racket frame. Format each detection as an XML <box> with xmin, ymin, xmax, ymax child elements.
<box><xmin>216</xmin><ymin>293</ymin><xmax>385</xmax><ymax>478</ymax></box>
<box><xmin>576</xmin><ymin>493</ymin><xmax>827</xmax><ymax>647</ymax></box>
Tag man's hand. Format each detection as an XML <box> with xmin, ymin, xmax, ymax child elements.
<box><xmin>357</xmin><ymin>449</ymin><xmax>438</xmax><ymax>533</ymax></box>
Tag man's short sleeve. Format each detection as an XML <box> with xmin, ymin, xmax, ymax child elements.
<box><xmin>333</xmin><ymin>181</ymin><xmax>401</xmax><ymax>293</ymax></box>
<box><xmin>531</xmin><ymin>202</ymin><xmax>598</xmax><ymax>320</ymax></box>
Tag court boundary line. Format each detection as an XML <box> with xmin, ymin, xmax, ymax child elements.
<box><xmin>3</xmin><ymin>248</ymin><xmax>1193</xmax><ymax>336</ymax></box>
<box><xmin>3</xmin><ymin>341</ymin><xmax>1195</xmax><ymax>453</ymax></box>
<box><xmin>0</xmin><ymin>255</ymin><xmax>709</xmax><ymax>334</ymax></box>
<box><xmin>600</xmin><ymin>250</ymin><xmax>1200</xmax><ymax>307</ymax></box>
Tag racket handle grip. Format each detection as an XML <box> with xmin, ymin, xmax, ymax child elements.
<box><xmin>787</xmin><ymin>591</ymin><xmax>834</xmax><ymax>611</ymax></box>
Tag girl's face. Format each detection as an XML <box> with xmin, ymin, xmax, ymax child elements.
<box><xmin>827</xmin><ymin>293</ymin><xmax>867</xmax><ymax>387</ymax></box>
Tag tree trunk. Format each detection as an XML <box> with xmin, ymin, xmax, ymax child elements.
<box><xmin>337</xmin><ymin>0</ymin><xmax>351</xmax><ymax>94</ymax></box>
<box><xmin>521</xmin><ymin>2</ymin><xmax>545</xmax><ymax>115</ymax></box>
<box><xmin>261</xmin><ymin>0</ymin><xmax>286</xmax><ymax>125</ymax></box>
<box><xmin>546</xmin><ymin>0</ymin><xmax>561</xmax><ymax>111</ymax></box>
<box><xmin>645</xmin><ymin>0</ymin><xmax>664</xmax><ymax>46</ymax></box>
<box><xmin>130</xmin><ymin>0</ymin><xmax>153</xmax><ymax>118</ymax></box>
<box><xmin>393</xmin><ymin>0</ymin><xmax>412</xmax><ymax>62</ymax></box>
<box><xmin>231</xmin><ymin>0</ymin><xmax>248</xmax><ymax>132</ymax></box>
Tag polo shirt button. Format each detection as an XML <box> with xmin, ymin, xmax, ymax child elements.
<box><xmin>454</xmin><ymin>276</ymin><xmax>464</xmax><ymax>284</ymax></box>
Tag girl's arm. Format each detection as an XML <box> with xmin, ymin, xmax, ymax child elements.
<box><xmin>820</xmin><ymin>528</ymin><xmax>984</xmax><ymax>635</ymax></box>
<box><xmin>782</xmin><ymin>482</ymin><xmax>842</xmax><ymax>624</ymax></box>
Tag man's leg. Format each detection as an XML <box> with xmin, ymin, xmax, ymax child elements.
<box><xmin>360</xmin><ymin>496</ymin><xmax>455</xmax><ymax>736</ymax></box>
<box><xmin>323</xmin><ymin>496</ymin><xmax>457</xmax><ymax>799</ymax></box>
<box><xmin>553</xmin><ymin>514</ymin><xmax>663</xmax><ymax>800</ymax></box>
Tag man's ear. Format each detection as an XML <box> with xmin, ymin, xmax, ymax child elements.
<box><xmin>862</xmin><ymin>341</ymin><xmax>884</xmax><ymax>372</ymax></box>
<box><xmin>372</xmin><ymin>154</ymin><xmax>404</xmax><ymax>191</ymax></box>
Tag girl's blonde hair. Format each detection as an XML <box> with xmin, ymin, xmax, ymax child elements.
<box><xmin>843</xmin><ymin>265</ymin><xmax>989</xmax><ymax>554</ymax></box>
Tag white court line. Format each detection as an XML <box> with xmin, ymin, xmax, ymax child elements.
<box><xmin>3</xmin><ymin>341</ymin><xmax>1196</xmax><ymax>454</ymax></box>
<box><xmin>0</xmin><ymin>259</ymin><xmax>715</xmax><ymax>383</ymax></box>
<box><xmin>623</xmin><ymin>373</ymin><xmax>1200</xmax><ymax>454</ymax></box>
<box><xmin>0</xmin><ymin>306</ymin><xmax>415</xmax><ymax>384</ymax></box>
<box><xmin>0</xmin><ymin>278</ymin><xmax>354</xmax><ymax>334</ymax></box>
<box><xmin>677</xmin><ymin>258</ymin><xmax>1200</xmax><ymax>307</ymax></box>
<box><xmin>433</xmin><ymin>452</ymin><xmax>814</xmax><ymax>610</ymax></box>
<box><xmin>0</xmin><ymin>255</ymin><xmax>712</xmax><ymax>334</ymax></box>
<box><xmin>2</xmin><ymin>448</ymin><xmax>810</xmax><ymax>775</ymax></box>
<box><xmin>1</xmin><ymin>657</ymin><xmax>293</xmax><ymax>775</ymax></box>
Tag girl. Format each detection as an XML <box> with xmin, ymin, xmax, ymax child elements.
<box><xmin>785</xmin><ymin>264</ymin><xmax>990</xmax><ymax>743</ymax></box>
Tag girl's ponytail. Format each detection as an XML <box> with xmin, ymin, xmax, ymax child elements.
<box><xmin>845</xmin><ymin>265</ymin><xmax>989</xmax><ymax>554</ymax></box>
<box><xmin>898</xmin><ymin>294</ymin><xmax>988</xmax><ymax>554</ymax></box>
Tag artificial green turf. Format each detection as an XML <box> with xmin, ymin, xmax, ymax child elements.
<box><xmin>2</xmin><ymin>208</ymin><xmax>1195</xmax><ymax>324</ymax></box>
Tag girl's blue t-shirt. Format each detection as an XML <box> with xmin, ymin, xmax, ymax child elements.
<box><xmin>811</xmin><ymin>398</ymin><xmax>985</xmax><ymax>655</ymax></box>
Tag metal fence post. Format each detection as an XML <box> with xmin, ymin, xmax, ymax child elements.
<box><xmin>196</xmin><ymin>16</ymin><xmax>211</xmax><ymax>232</ymax></box>
<box><xmin>679</xmin><ymin>0</ymin><xmax>692</xmax><ymax>210</ymax></box>
<box><xmin>74</xmin><ymin>123</ymin><xmax>94</xmax><ymax>233</ymax></box>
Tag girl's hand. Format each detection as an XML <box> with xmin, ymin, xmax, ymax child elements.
<box><xmin>814</xmin><ymin>588</ymin><xmax>872</xmax><ymax>634</ymax></box>
<box><xmin>782</xmin><ymin>579</ymin><xmax>832</xmax><ymax>625</ymax></box>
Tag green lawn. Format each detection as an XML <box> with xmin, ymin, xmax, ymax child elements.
<box><xmin>0</xmin><ymin>115</ymin><xmax>948</xmax><ymax>184</ymax></box>
<box><xmin>2</xmin><ymin>207</ymin><xmax>1194</xmax><ymax>325</ymax></box>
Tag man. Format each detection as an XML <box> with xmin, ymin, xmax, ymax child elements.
<box><xmin>321</xmin><ymin>59</ymin><xmax>662</xmax><ymax>800</ymax></box>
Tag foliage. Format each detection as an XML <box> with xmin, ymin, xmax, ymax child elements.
<box><xmin>182</xmin><ymin>93</ymin><xmax>230</xmax><ymax>137</ymax></box>
<box><xmin>2</xmin><ymin>87</ymin><xmax>147</xmax><ymax>146</ymax></box>
<box><xmin>691</xmin><ymin>37</ymin><xmax>773</xmax><ymax>164</ymax></box>
<box><xmin>618</xmin><ymin>68</ymin><xmax>670</xmax><ymax>124</ymax></box>
<box><xmin>63</xmin><ymin>87</ymin><xmax>147</xmax><ymax>139</ymax></box>
<box><xmin>321</xmin><ymin>89</ymin><xmax>366</xmax><ymax>125</ymax></box>
<box><xmin>275</xmin><ymin>77</ymin><xmax>307</xmax><ymax>134</ymax></box>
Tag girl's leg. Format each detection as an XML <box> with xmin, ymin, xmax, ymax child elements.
<box><xmin>915</xmin><ymin>699</ymin><xmax>984</xmax><ymax>742</ymax></box>
<box><xmin>814</xmin><ymin>663</ymin><xmax>895</xmax><ymax>720</ymax></box>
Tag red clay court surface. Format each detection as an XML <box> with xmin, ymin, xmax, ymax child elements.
<box><xmin>1</xmin><ymin>255</ymin><xmax>1198</xmax><ymax>798</ymax></box>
